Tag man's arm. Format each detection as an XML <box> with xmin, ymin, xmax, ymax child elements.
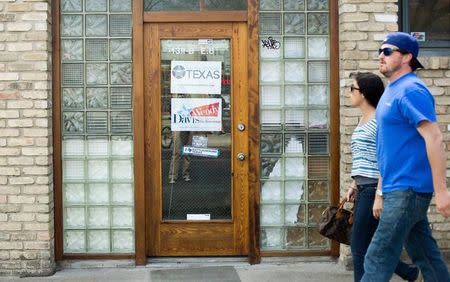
<box><xmin>417</xmin><ymin>121</ymin><xmax>450</xmax><ymax>217</ymax></box>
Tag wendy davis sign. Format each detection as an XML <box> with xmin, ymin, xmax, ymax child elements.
<box><xmin>170</xmin><ymin>61</ymin><xmax>222</xmax><ymax>94</ymax></box>
<box><xmin>171</xmin><ymin>98</ymin><xmax>222</xmax><ymax>131</ymax></box>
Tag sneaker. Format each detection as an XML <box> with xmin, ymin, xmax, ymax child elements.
<box><xmin>169</xmin><ymin>177</ymin><xmax>176</xmax><ymax>184</ymax></box>
<box><xmin>183</xmin><ymin>175</ymin><xmax>191</xmax><ymax>182</ymax></box>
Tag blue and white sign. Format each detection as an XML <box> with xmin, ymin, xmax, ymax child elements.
<box><xmin>182</xmin><ymin>146</ymin><xmax>220</xmax><ymax>158</ymax></box>
<box><xmin>170</xmin><ymin>60</ymin><xmax>222</xmax><ymax>94</ymax></box>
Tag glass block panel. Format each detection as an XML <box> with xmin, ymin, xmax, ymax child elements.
<box><xmin>87</xmin><ymin>138</ymin><xmax>109</xmax><ymax>156</ymax></box>
<box><xmin>63</xmin><ymin>138</ymin><xmax>84</xmax><ymax>156</ymax></box>
<box><xmin>64</xmin><ymin>230</ymin><xmax>85</xmax><ymax>253</ymax></box>
<box><xmin>110</xmin><ymin>63</ymin><xmax>132</xmax><ymax>85</ymax></box>
<box><xmin>285</xmin><ymin>181</ymin><xmax>304</xmax><ymax>201</ymax></box>
<box><xmin>62</xmin><ymin>40</ymin><xmax>83</xmax><ymax>61</ymax></box>
<box><xmin>86</xmin><ymin>15</ymin><xmax>107</xmax><ymax>37</ymax></box>
<box><xmin>260</xmin><ymin>0</ymin><xmax>281</xmax><ymax>10</ymax></box>
<box><xmin>64</xmin><ymin>183</ymin><xmax>85</xmax><ymax>205</ymax></box>
<box><xmin>261</xmin><ymin>204</ymin><xmax>282</xmax><ymax>225</ymax></box>
<box><xmin>261</xmin><ymin>110</ymin><xmax>281</xmax><ymax>126</ymax></box>
<box><xmin>284</xmin><ymin>0</ymin><xmax>304</xmax><ymax>10</ymax></box>
<box><xmin>112</xmin><ymin>230</ymin><xmax>134</xmax><ymax>252</ymax></box>
<box><xmin>87</xmin><ymin>111</ymin><xmax>108</xmax><ymax>133</ymax></box>
<box><xmin>285</xmin><ymin>157</ymin><xmax>305</xmax><ymax>177</ymax></box>
<box><xmin>261</xmin><ymin>181</ymin><xmax>282</xmax><ymax>203</ymax></box>
<box><xmin>87</xmin><ymin>230</ymin><xmax>110</xmax><ymax>253</ymax></box>
<box><xmin>260</xmin><ymin>36</ymin><xmax>282</xmax><ymax>59</ymax></box>
<box><xmin>308</xmin><ymin>203</ymin><xmax>328</xmax><ymax>223</ymax></box>
<box><xmin>110</xmin><ymin>39</ymin><xmax>132</xmax><ymax>61</ymax></box>
<box><xmin>144</xmin><ymin>0</ymin><xmax>199</xmax><ymax>11</ymax></box>
<box><xmin>63</xmin><ymin>88</ymin><xmax>84</xmax><ymax>109</ymax></box>
<box><xmin>62</xmin><ymin>64</ymin><xmax>83</xmax><ymax>85</ymax></box>
<box><xmin>86</xmin><ymin>0</ymin><xmax>107</xmax><ymax>12</ymax></box>
<box><xmin>261</xmin><ymin>133</ymin><xmax>282</xmax><ymax>154</ymax></box>
<box><xmin>63</xmin><ymin>112</ymin><xmax>84</xmax><ymax>134</ymax></box>
<box><xmin>112</xmin><ymin>207</ymin><xmax>133</xmax><ymax>228</ymax></box>
<box><xmin>86</xmin><ymin>63</ymin><xmax>107</xmax><ymax>85</ymax></box>
<box><xmin>308</xmin><ymin>156</ymin><xmax>329</xmax><ymax>178</ymax></box>
<box><xmin>286</xmin><ymin>227</ymin><xmax>306</xmax><ymax>248</ymax></box>
<box><xmin>285</xmin><ymin>204</ymin><xmax>301</xmax><ymax>225</ymax></box>
<box><xmin>63</xmin><ymin>159</ymin><xmax>85</xmax><ymax>180</ymax></box>
<box><xmin>261</xmin><ymin>228</ymin><xmax>283</xmax><ymax>248</ymax></box>
<box><xmin>65</xmin><ymin>207</ymin><xmax>85</xmax><ymax>228</ymax></box>
<box><xmin>261</xmin><ymin>157</ymin><xmax>281</xmax><ymax>178</ymax></box>
<box><xmin>110</xmin><ymin>15</ymin><xmax>132</xmax><ymax>37</ymax></box>
<box><xmin>307</xmin><ymin>0</ymin><xmax>328</xmax><ymax>10</ymax></box>
<box><xmin>308</xmin><ymin>110</ymin><xmax>328</xmax><ymax>129</ymax></box>
<box><xmin>205</xmin><ymin>0</ymin><xmax>247</xmax><ymax>10</ymax></box>
<box><xmin>285</xmin><ymin>85</ymin><xmax>305</xmax><ymax>106</ymax></box>
<box><xmin>308</xmin><ymin>132</ymin><xmax>328</xmax><ymax>155</ymax></box>
<box><xmin>88</xmin><ymin>159</ymin><xmax>109</xmax><ymax>180</ymax></box>
<box><xmin>87</xmin><ymin>183</ymin><xmax>109</xmax><ymax>205</ymax></box>
<box><xmin>284</xmin><ymin>133</ymin><xmax>304</xmax><ymax>154</ymax></box>
<box><xmin>111</xmin><ymin>183</ymin><xmax>133</xmax><ymax>205</ymax></box>
<box><xmin>308</xmin><ymin>227</ymin><xmax>328</xmax><ymax>247</ymax></box>
<box><xmin>308</xmin><ymin>180</ymin><xmax>328</xmax><ymax>201</ymax></box>
<box><xmin>284</xmin><ymin>61</ymin><xmax>305</xmax><ymax>83</ymax></box>
<box><xmin>61</xmin><ymin>15</ymin><xmax>83</xmax><ymax>37</ymax></box>
<box><xmin>308</xmin><ymin>84</ymin><xmax>328</xmax><ymax>105</ymax></box>
<box><xmin>111</xmin><ymin>137</ymin><xmax>133</xmax><ymax>156</ymax></box>
<box><xmin>111</xmin><ymin>160</ymin><xmax>133</xmax><ymax>181</ymax></box>
<box><xmin>307</xmin><ymin>13</ymin><xmax>328</xmax><ymax>35</ymax></box>
<box><xmin>260</xmin><ymin>13</ymin><xmax>282</xmax><ymax>35</ymax></box>
<box><xmin>308</xmin><ymin>37</ymin><xmax>328</xmax><ymax>59</ymax></box>
<box><xmin>284</xmin><ymin>37</ymin><xmax>305</xmax><ymax>58</ymax></box>
<box><xmin>260</xmin><ymin>61</ymin><xmax>281</xmax><ymax>82</ymax></box>
<box><xmin>87</xmin><ymin>207</ymin><xmax>110</xmax><ymax>228</ymax></box>
<box><xmin>111</xmin><ymin>111</ymin><xmax>132</xmax><ymax>133</ymax></box>
<box><xmin>111</xmin><ymin>88</ymin><xmax>132</xmax><ymax>108</ymax></box>
<box><xmin>111</xmin><ymin>0</ymin><xmax>132</xmax><ymax>12</ymax></box>
<box><xmin>308</xmin><ymin>61</ymin><xmax>328</xmax><ymax>83</ymax></box>
<box><xmin>86</xmin><ymin>39</ymin><xmax>108</xmax><ymax>61</ymax></box>
<box><xmin>61</xmin><ymin>0</ymin><xmax>82</xmax><ymax>12</ymax></box>
<box><xmin>87</xmin><ymin>88</ymin><xmax>108</xmax><ymax>108</ymax></box>
<box><xmin>284</xmin><ymin>13</ymin><xmax>305</xmax><ymax>35</ymax></box>
<box><xmin>261</xmin><ymin>86</ymin><xmax>281</xmax><ymax>106</ymax></box>
<box><xmin>284</xmin><ymin>109</ymin><xmax>305</xmax><ymax>128</ymax></box>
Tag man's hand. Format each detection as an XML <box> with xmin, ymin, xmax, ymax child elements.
<box><xmin>435</xmin><ymin>190</ymin><xmax>450</xmax><ymax>218</ymax></box>
<box><xmin>373</xmin><ymin>194</ymin><xmax>383</xmax><ymax>219</ymax></box>
<box><xmin>346</xmin><ymin>187</ymin><xmax>356</xmax><ymax>203</ymax></box>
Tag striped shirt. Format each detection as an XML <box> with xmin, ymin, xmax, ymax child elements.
<box><xmin>351</xmin><ymin>118</ymin><xmax>379</xmax><ymax>179</ymax></box>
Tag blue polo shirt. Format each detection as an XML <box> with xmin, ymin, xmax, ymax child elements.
<box><xmin>376</xmin><ymin>72</ymin><xmax>436</xmax><ymax>193</ymax></box>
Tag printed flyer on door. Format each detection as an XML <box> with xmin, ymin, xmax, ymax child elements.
<box><xmin>170</xmin><ymin>60</ymin><xmax>222</xmax><ymax>94</ymax></box>
<box><xmin>171</xmin><ymin>98</ymin><xmax>222</xmax><ymax>131</ymax></box>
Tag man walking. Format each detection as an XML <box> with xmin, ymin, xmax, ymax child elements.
<box><xmin>361</xmin><ymin>32</ymin><xmax>450</xmax><ymax>281</ymax></box>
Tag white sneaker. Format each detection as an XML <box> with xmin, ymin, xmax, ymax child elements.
<box><xmin>183</xmin><ymin>175</ymin><xmax>191</xmax><ymax>182</ymax></box>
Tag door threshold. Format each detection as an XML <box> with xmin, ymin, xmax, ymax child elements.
<box><xmin>146</xmin><ymin>257</ymin><xmax>250</xmax><ymax>269</ymax></box>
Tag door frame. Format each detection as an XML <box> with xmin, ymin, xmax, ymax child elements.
<box><xmin>132</xmin><ymin>1</ymin><xmax>261</xmax><ymax>265</ymax></box>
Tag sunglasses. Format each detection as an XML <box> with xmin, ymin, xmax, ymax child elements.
<box><xmin>378</xmin><ymin>47</ymin><xmax>408</xmax><ymax>56</ymax></box>
<box><xmin>350</xmin><ymin>85</ymin><xmax>360</xmax><ymax>92</ymax></box>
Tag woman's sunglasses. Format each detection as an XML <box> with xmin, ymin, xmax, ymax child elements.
<box><xmin>350</xmin><ymin>85</ymin><xmax>360</xmax><ymax>92</ymax></box>
<box><xmin>378</xmin><ymin>47</ymin><xmax>408</xmax><ymax>56</ymax></box>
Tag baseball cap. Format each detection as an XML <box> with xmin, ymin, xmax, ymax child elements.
<box><xmin>382</xmin><ymin>32</ymin><xmax>424</xmax><ymax>69</ymax></box>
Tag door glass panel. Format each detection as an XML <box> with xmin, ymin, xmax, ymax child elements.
<box><xmin>161</xmin><ymin>39</ymin><xmax>232</xmax><ymax>220</ymax></box>
<box><xmin>144</xmin><ymin>0</ymin><xmax>247</xmax><ymax>11</ymax></box>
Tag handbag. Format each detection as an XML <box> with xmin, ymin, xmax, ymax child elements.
<box><xmin>317</xmin><ymin>198</ymin><xmax>353</xmax><ymax>245</ymax></box>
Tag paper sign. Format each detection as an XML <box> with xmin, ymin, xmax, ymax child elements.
<box><xmin>192</xmin><ymin>135</ymin><xmax>208</xmax><ymax>148</ymax></box>
<box><xmin>187</xmin><ymin>214</ymin><xmax>211</xmax><ymax>220</ymax></box>
<box><xmin>171</xmin><ymin>61</ymin><xmax>222</xmax><ymax>94</ymax></box>
<box><xmin>171</xmin><ymin>98</ymin><xmax>222</xmax><ymax>131</ymax></box>
<box><xmin>182</xmin><ymin>146</ymin><xmax>220</xmax><ymax>158</ymax></box>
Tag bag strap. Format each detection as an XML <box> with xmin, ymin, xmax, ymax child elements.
<box><xmin>338</xmin><ymin>198</ymin><xmax>347</xmax><ymax>209</ymax></box>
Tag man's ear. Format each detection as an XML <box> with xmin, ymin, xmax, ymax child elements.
<box><xmin>402</xmin><ymin>53</ymin><xmax>413</xmax><ymax>65</ymax></box>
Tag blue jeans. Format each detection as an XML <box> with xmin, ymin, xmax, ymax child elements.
<box><xmin>352</xmin><ymin>184</ymin><xmax>417</xmax><ymax>282</ymax></box>
<box><xmin>361</xmin><ymin>189</ymin><xmax>450</xmax><ymax>282</ymax></box>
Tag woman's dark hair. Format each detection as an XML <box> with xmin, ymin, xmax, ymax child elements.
<box><xmin>349</xmin><ymin>72</ymin><xmax>385</xmax><ymax>108</ymax></box>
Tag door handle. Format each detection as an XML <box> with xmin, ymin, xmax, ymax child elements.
<box><xmin>237</xmin><ymin>123</ymin><xmax>245</xmax><ymax>131</ymax></box>
<box><xmin>237</xmin><ymin>153</ymin><xmax>246</xmax><ymax>161</ymax></box>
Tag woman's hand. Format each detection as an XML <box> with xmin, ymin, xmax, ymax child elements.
<box><xmin>346</xmin><ymin>187</ymin><xmax>356</xmax><ymax>202</ymax></box>
<box><xmin>373</xmin><ymin>194</ymin><xmax>383</xmax><ymax>219</ymax></box>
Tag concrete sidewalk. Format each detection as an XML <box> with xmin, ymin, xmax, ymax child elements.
<box><xmin>0</xmin><ymin>257</ymin><xmax>410</xmax><ymax>282</ymax></box>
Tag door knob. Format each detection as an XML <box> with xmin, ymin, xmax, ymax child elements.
<box><xmin>237</xmin><ymin>153</ymin><xmax>246</xmax><ymax>161</ymax></box>
<box><xmin>237</xmin><ymin>123</ymin><xmax>245</xmax><ymax>131</ymax></box>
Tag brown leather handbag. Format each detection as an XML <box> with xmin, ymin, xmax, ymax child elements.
<box><xmin>317</xmin><ymin>198</ymin><xmax>353</xmax><ymax>245</ymax></box>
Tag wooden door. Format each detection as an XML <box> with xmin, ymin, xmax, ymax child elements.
<box><xmin>144</xmin><ymin>23</ymin><xmax>249</xmax><ymax>256</ymax></box>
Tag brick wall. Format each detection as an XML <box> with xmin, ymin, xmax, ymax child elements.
<box><xmin>339</xmin><ymin>0</ymin><xmax>450</xmax><ymax>268</ymax></box>
<box><xmin>0</xmin><ymin>0</ymin><xmax>54</xmax><ymax>276</ymax></box>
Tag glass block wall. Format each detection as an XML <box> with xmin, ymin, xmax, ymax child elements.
<box><xmin>259</xmin><ymin>0</ymin><xmax>330</xmax><ymax>250</ymax></box>
<box><xmin>60</xmin><ymin>0</ymin><xmax>134</xmax><ymax>253</ymax></box>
